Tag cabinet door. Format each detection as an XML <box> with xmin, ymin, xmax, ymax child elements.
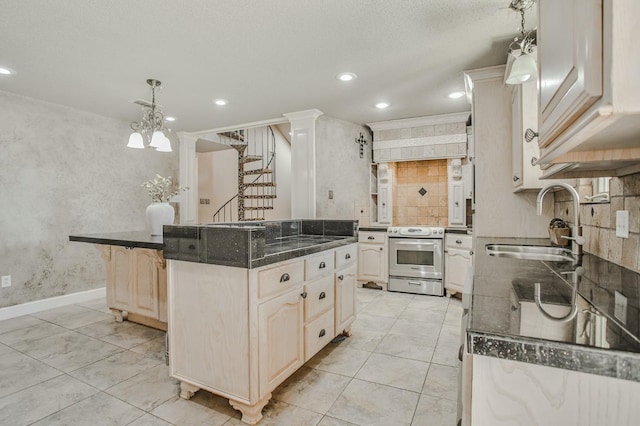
<box><xmin>538</xmin><ymin>0</ymin><xmax>602</xmax><ymax>148</ymax></box>
<box><xmin>445</xmin><ymin>248</ymin><xmax>472</xmax><ymax>293</ymax></box>
<box><xmin>258</xmin><ymin>289</ymin><xmax>304</xmax><ymax>396</ymax></box>
<box><xmin>448</xmin><ymin>180</ymin><xmax>465</xmax><ymax>227</ymax></box>
<box><xmin>357</xmin><ymin>244</ymin><xmax>385</xmax><ymax>282</ymax></box>
<box><xmin>108</xmin><ymin>246</ymin><xmax>132</xmax><ymax>311</ymax></box>
<box><xmin>130</xmin><ymin>248</ymin><xmax>160</xmax><ymax>319</ymax></box>
<box><xmin>335</xmin><ymin>264</ymin><xmax>357</xmax><ymax>335</ymax></box>
<box><xmin>378</xmin><ymin>184</ymin><xmax>392</xmax><ymax>224</ymax></box>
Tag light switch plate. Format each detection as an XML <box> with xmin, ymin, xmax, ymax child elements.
<box><xmin>1</xmin><ymin>275</ymin><xmax>10</xmax><ymax>288</ymax></box>
<box><xmin>616</xmin><ymin>210</ymin><xmax>629</xmax><ymax>238</ymax></box>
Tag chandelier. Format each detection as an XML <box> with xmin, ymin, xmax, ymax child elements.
<box><xmin>127</xmin><ymin>79</ymin><xmax>172</xmax><ymax>152</ymax></box>
<box><xmin>505</xmin><ymin>0</ymin><xmax>537</xmax><ymax>85</ymax></box>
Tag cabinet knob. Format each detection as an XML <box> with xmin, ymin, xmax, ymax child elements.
<box><xmin>319</xmin><ymin>261</ymin><xmax>326</xmax><ymax>269</ymax></box>
<box><xmin>319</xmin><ymin>291</ymin><xmax>326</xmax><ymax>300</ymax></box>
<box><xmin>367</xmin><ymin>236</ymin><xmax>375</xmax><ymax>240</ymax></box>
<box><xmin>470</xmin><ymin>250</ymin><xmax>474</xmax><ymax>255</ymax></box>
<box><xmin>379</xmin><ymin>247</ymin><xmax>383</xmax><ymax>251</ymax></box>
<box><xmin>513</xmin><ymin>175</ymin><xmax>520</xmax><ymax>182</ymax></box>
<box><xmin>455</xmin><ymin>201</ymin><xmax>459</xmax><ymax>206</ymax></box>
<box><xmin>524</xmin><ymin>128</ymin><xmax>538</xmax><ymax>143</ymax></box>
<box><xmin>319</xmin><ymin>329</ymin><xmax>326</xmax><ymax>338</ymax></box>
<box><xmin>531</xmin><ymin>156</ymin><xmax>538</xmax><ymax>166</ymax></box>
<box><xmin>456</xmin><ymin>239</ymin><xmax>462</xmax><ymax>244</ymax></box>
<box><xmin>338</xmin><ymin>275</ymin><xmax>344</xmax><ymax>280</ymax></box>
<box><xmin>280</xmin><ymin>273</ymin><xmax>290</xmax><ymax>283</ymax></box>
<box><xmin>458</xmin><ymin>345</ymin><xmax>464</xmax><ymax>362</ymax></box>
<box><xmin>345</xmin><ymin>253</ymin><xmax>351</xmax><ymax>259</ymax></box>
<box><xmin>301</xmin><ymin>291</ymin><xmax>307</xmax><ymax>299</ymax></box>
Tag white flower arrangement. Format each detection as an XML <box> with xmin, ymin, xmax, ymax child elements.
<box><xmin>142</xmin><ymin>174</ymin><xmax>188</xmax><ymax>203</ymax></box>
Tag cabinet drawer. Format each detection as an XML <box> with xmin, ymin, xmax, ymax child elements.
<box><xmin>335</xmin><ymin>244</ymin><xmax>356</xmax><ymax>268</ymax></box>
<box><xmin>305</xmin><ymin>251</ymin><xmax>334</xmax><ymax>281</ymax></box>
<box><xmin>257</xmin><ymin>260</ymin><xmax>304</xmax><ymax>300</ymax></box>
<box><xmin>358</xmin><ymin>231</ymin><xmax>385</xmax><ymax>244</ymax></box>
<box><xmin>304</xmin><ymin>309</ymin><xmax>334</xmax><ymax>361</ymax></box>
<box><xmin>304</xmin><ymin>274</ymin><xmax>334</xmax><ymax>322</ymax></box>
<box><xmin>446</xmin><ymin>234</ymin><xmax>472</xmax><ymax>250</ymax></box>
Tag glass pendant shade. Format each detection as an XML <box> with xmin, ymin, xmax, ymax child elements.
<box><xmin>127</xmin><ymin>132</ymin><xmax>145</xmax><ymax>149</ymax></box>
<box><xmin>149</xmin><ymin>130</ymin><xmax>165</xmax><ymax>148</ymax></box>
<box><xmin>506</xmin><ymin>53</ymin><xmax>537</xmax><ymax>85</ymax></box>
<box><xmin>155</xmin><ymin>134</ymin><xmax>172</xmax><ymax>152</ymax></box>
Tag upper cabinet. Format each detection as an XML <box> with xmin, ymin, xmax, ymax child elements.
<box><xmin>536</xmin><ymin>0</ymin><xmax>640</xmax><ymax>178</ymax></box>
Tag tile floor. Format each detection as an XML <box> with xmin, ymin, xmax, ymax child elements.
<box><xmin>0</xmin><ymin>289</ymin><xmax>462</xmax><ymax>426</ymax></box>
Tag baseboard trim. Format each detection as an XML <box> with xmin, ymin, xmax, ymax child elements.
<box><xmin>0</xmin><ymin>287</ymin><xmax>106</xmax><ymax>321</ymax></box>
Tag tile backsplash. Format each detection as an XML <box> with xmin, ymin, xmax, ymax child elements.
<box><xmin>393</xmin><ymin>160</ymin><xmax>448</xmax><ymax>226</ymax></box>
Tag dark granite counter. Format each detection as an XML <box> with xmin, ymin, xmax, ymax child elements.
<box><xmin>163</xmin><ymin>219</ymin><xmax>358</xmax><ymax>269</ymax></box>
<box><xmin>445</xmin><ymin>226</ymin><xmax>472</xmax><ymax>235</ymax></box>
<box><xmin>469</xmin><ymin>237</ymin><xmax>640</xmax><ymax>382</ymax></box>
<box><xmin>358</xmin><ymin>226</ymin><xmax>388</xmax><ymax>232</ymax></box>
<box><xmin>69</xmin><ymin>231</ymin><xmax>163</xmax><ymax>250</ymax></box>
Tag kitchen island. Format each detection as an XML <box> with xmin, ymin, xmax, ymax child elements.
<box><xmin>463</xmin><ymin>237</ymin><xmax>640</xmax><ymax>425</ymax></box>
<box><xmin>163</xmin><ymin>219</ymin><xmax>358</xmax><ymax>425</ymax></box>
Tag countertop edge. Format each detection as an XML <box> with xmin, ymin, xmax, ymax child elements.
<box><xmin>468</xmin><ymin>330</ymin><xmax>640</xmax><ymax>382</ymax></box>
<box><xmin>69</xmin><ymin>233</ymin><xmax>163</xmax><ymax>250</ymax></box>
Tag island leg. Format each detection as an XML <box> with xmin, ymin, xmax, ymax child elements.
<box><xmin>179</xmin><ymin>381</ymin><xmax>200</xmax><ymax>399</ymax></box>
<box><xmin>229</xmin><ymin>393</ymin><xmax>271</xmax><ymax>425</ymax></box>
<box><xmin>341</xmin><ymin>327</ymin><xmax>352</xmax><ymax>337</ymax></box>
<box><xmin>110</xmin><ymin>308</ymin><xmax>127</xmax><ymax>322</ymax></box>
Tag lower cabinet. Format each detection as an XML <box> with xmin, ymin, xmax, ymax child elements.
<box><xmin>357</xmin><ymin>230</ymin><xmax>388</xmax><ymax>288</ymax></box>
<box><xmin>168</xmin><ymin>243</ymin><xmax>357</xmax><ymax>425</ymax></box>
<box><xmin>101</xmin><ymin>245</ymin><xmax>167</xmax><ymax>330</ymax></box>
<box><xmin>444</xmin><ymin>234</ymin><xmax>473</xmax><ymax>297</ymax></box>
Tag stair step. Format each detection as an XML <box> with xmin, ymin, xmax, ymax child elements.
<box><xmin>244</xmin><ymin>195</ymin><xmax>277</xmax><ymax>199</ymax></box>
<box><xmin>241</xmin><ymin>155</ymin><xmax>262</xmax><ymax>163</ymax></box>
<box><xmin>243</xmin><ymin>206</ymin><xmax>274</xmax><ymax>211</ymax></box>
<box><xmin>243</xmin><ymin>169</ymin><xmax>273</xmax><ymax>175</ymax></box>
<box><xmin>231</xmin><ymin>144</ymin><xmax>247</xmax><ymax>154</ymax></box>
<box><xmin>219</xmin><ymin>131</ymin><xmax>245</xmax><ymax>142</ymax></box>
<box><xmin>245</xmin><ymin>182</ymin><xmax>276</xmax><ymax>187</ymax></box>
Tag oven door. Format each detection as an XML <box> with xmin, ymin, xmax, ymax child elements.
<box><xmin>388</xmin><ymin>238</ymin><xmax>443</xmax><ymax>280</ymax></box>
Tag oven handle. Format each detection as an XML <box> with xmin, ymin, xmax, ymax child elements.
<box><xmin>391</xmin><ymin>241</ymin><xmax>437</xmax><ymax>247</ymax></box>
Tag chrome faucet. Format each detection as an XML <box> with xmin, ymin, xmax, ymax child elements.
<box><xmin>536</xmin><ymin>182</ymin><xmax>585</xmax><ymax>256</ymax></box>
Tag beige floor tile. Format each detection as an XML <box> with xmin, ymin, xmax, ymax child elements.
<box><xmin>127</xmin><ymin>413</ymin><xmax>174</xmax><ymax>426</ymax></box>
<box><xmin>398</xmin><ymin>307</ymin><xmax>446</xmax><ymax>323</ymax></box>
<box><xmin>406</xmin><ymin>295</ymin><xmax>449</xmax><ymax>312</ymax></box>
<box><xmin>105</xmin><ymin>364</ymin><xmax>179</xmax><ymax>411</ymax></box>
<box><xmin>327</xmin><ymin>379</ymin><xmax>420</xmax><ymax>426</ymax></box>
<box><xmin>0</xmin><ymin>315</ymin><xmax>46</xmax><ymax>334</ymax></box>
<box><xmin>0</xmin><ymin>351</ymin><xmax>62</xmax><ymax>398</ymax></box>
<box><xmin>31</xmin><ymin>392</ymin><xmax>145</xmax><ymax>426</ymax></box>
<box><xmin>70</xmin><ymin>350</ymin><xmax>161</xmax><ymax>390</ymax></box>
<box><xmin>0</xmin><ymin>321</ymin><xmax>67</xmax><ymax>347</ymax></box>
<box><xmin>355</xmin><ymin>288</ymin><xmax>382</xmax><ymax>304</ymax></box>
<box><xmin>75</xmin><ymin>317</ymin><xmax>136</xmax><ymax>338</ymax></box>
<box><xmin>78</xmin><ymin>297</ymin><xmax>111</xmax><ymax>313</ymax></box>
<box><xmin>389</xmin><ymin>318</ymin><xmax>442</xmax><ymax>339</ymax></box>
<box><xmin>100</xmin><ymin>323</ymin><xmax>166</xmax><ymax>349</ymax></box>
<box><xmin>130</xmin><ymin>335</ymin><xmax>168</xmax><ymax>363</ymax></box>
<box><xmin>151</xmin><ymin>396</ymin><xmax>232</xmax><ymax>426</ymax></box>
<box><xmin>422</xmin><ymin>363</ymin><xmax>459</xmax><ymax>401</ymax></box>
<box><xmin>374</xmin><ymin>334</ymin><xmax>436</xmax><ymax>362</ymax></box>
<box><xmin>355</xmin><ymin>353</ymin><xmax>429</xmax><ymax>392</ymax></box>
<box><xmin>350</xmin><ymin>312</ymin><xmax>396</xmax><ymax>334</ymax></box>
<box><xmin>431</xmin><ymin>335</ymin><xmax>460</xmax><ymax>368</ymax></box>
<box><xmin>0</xmin><ymin>343</ymin><xmax>13</xmax><ymax>356</ymax></box>
<box><xmin>411</xmin><ymin>394</ymin><xmax>457</xmax><ymax>426</ymax></box>
<box><xmin>334</xmin><ymin>329</ymin><xmax>386</xmax><ymax>352</ymax></box>
<box><xmin>305</xmin><ymin>345</ymin><xmax>370</xmax><ymax>377</ymax></box>
<box><xmin>273</xmin><ymin>366</ymin><xmax>351</xmax><ymax>414</ymax></box>
<box><xmin>51</xmin><ymin>309</ymin><xmax>115</xmax><ymax>329</ymax></box>
<box><xmin>0</xmin><ymin>375</ymin><xmax>97</xmax><ymax>426</ymax></box>
<box><xmin>317</xmin><ymin>416</ymin><xmax>359</xmax><ymax>426</ymax></box>
<box><xmin>360</xmin><ymin>299</ymin><xmax>407</xmax><ymax>318</ymax></box>
<box><xmin>30</xmin><ymin>304</ymin><xmax>94</xmax><ymax>323</ymax></box>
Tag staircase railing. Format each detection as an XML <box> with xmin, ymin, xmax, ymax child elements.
<box><xmin>211</xmin><ymin>126</ymin><xmax>277</xmax><ymax>222</ymax></box>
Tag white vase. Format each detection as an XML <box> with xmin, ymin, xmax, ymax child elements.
<box><xmin>146</xmin><ymin>203</ymin><xmax>175</xmax><ymax>236</ymax></box>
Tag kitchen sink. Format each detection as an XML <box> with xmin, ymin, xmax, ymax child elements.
<box><xmin>485</xmin><ymin>244</ymin><xmax>574</xmax><ymax>262</ymax></box>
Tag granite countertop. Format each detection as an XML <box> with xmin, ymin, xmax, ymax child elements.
<box><xmin>469</xmin><ymin>236</ymin><xmax>640</xmax><ymax>381</ymax></box>
<box><xmin>445</xmin><ymin>226</ymin><xmax>472</xmax><ymax>235</ymax></box>
<box><xmin>69</xmin><ymin>231</ymin><xmax>163</xmax><ymax>250</ymax></box>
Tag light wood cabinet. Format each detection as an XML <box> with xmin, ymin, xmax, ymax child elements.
<box><xmin>168</xmin><ymin>243</ymin><xmax>357</xmax><ymax>425</ymax></box>
<box><xmin>536</xmin><ymin>0</ymin><xmax>640</xmax><ymax>178</ymax></box>
<box><xmin>102</xmin><ymin>245</ymin><xmax>167</xmax><ymax>330</ymax></box>
<box><xmin>444</xmin><ymin>234</ymin><xmax>473</xmax><ymax>297</ymax></box>
<box><xmin>368</xmin><ymin>163</ymin><xmax>393</xmax><ymax>225</ymax></box>
<box><xmin>357</xmin><ymin>231</ymin><xmax>388</xmax><ymax>288</ymax></box>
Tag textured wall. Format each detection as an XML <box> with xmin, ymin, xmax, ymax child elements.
<box><xmin>0</xmin><ymin>90</ymin><xmax>178</xmax><ymax>308</ymax></box>
<box><xmin>315</xmin><ymin>116</ymin><xmax>371</xmax><ymax>220</ymax></box>
<box><xmin>393</xmin><ymin>160</ymin><xmax>448</xmax><ymax>226</ymax></box>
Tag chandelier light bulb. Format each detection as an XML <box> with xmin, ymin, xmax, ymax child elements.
<box><xmin>149</xmin><ymin>130</ymin><xmax>165</xmax><ymax>148</ymax></box>
<box><xmin>155</xmin><ymin>134</ymin><xmax>173</xmax><ymax>152</ymax></box>
<box><xmin>506</xmin><ymin>53</ymin><xmax>537</xmax><ymax>85</ymax></box>
<box><xmin>127</xmin><ymin>132</ymin><xmax>145</xmax><ymax>149</ymax></box>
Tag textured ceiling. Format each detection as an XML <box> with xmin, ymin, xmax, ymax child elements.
<box><xmin>0</xmin><ymin>0</ymin><xmax>534</xmax><ymax>132</ymax></box>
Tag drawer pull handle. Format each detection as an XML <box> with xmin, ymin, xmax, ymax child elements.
<box><xmin>338</xmin><ymin>275</ymin><xmax>344</xmax><ymax>281</ymax></box>
<box><xmin>345</xmin><ymin>253</ymin><xmax>351</xmax><ymax>259</ymax></box>
<box><xmin>319</xmin><ymin>292</ymin><xmax>326</xmax><ymax>300</ymax></box>
<box><xmin>280</xmin><ymin>273</ymin><xmax>290</xmax><ymax>283</ymax></box>
<box><xmin>367</xmin><ymin>236</ymin><xmax>375</xmax><ymax>240</ymax></box>
<box><xmin>301</xmin><ymin>291</ymin><xmax>307</xmax><ymax>299</ymax></box>
<box><xmin>188</xmin><ymin>244</ymin><xmax>196</xmax><ymax>250</ymax></box>
<box><xmin>319</xmin><ymin>261</ymin><xmax>326</xmax><ymax>269</ymax></box>
<box><xmin>456</xmin><ymin>239</ymin><xmax>462</xmax><ymax>244</ymax></box>
<box><xmin>319</xmin><ymin>329</ymin><xmax>326</xmax><ymax>338</ymax></box>
<box><xmin>458</xmin><ymin>345</ymin><xmax>464</xmax><ymax>362</ymax></box>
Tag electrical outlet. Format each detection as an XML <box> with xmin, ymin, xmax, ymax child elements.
<box><xmin>328</xmin><ymin>190</ymin><xmax>334</xmax><ymax>200</ymax></box>
<box><xmin>616</xmin><ymin>210</ymin><xmax>629</xmax><ymax>238</ymax></box>
<box><xmin>199</xmin><ymin>198</ymin><xmax>211</xmax><ymax>205</ymax></box>
<box><xmin>1</xmin><ymin>275</ymin><xmax>10</xmax><ymax>288</ymax></box>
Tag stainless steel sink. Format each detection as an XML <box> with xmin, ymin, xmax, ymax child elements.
<box><xmin>485</xmin><ymin>244</ymin><xmax>574</xmax><ymax>262</ymax></box>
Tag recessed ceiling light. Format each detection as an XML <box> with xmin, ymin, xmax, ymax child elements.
<box><xmin>165</xmin><ymin>116</ymin><xmax>176</xmax><ymax>122</ymax></box>
<box><xmin>448</xmin><ymin>91</ymin><xmax>465</xmax><ymax>99</ymax></box>
<box><xmin>336</xmin><ymin>72</ymin><xmax>357</xmax><ymax>82</ymax></box>
<box><xmin>0</xmin><ymin>67</ymin><xmax>14</xmax><ymax>75</ymax></box>
<box><xmin>375</xmin><ymin>102</ymin><xmax>390</xmax><ymax>109</ymax></box>
<box><xmin>214</xmin><ymin>99</ymin><xmax>228</xmax><ymax>106</ymax></box>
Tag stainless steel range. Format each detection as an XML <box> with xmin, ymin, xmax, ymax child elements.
<box><xmin>387</xmin><ymin>226</ymin><xmax>445</xmax><ymax>296</ymax></box>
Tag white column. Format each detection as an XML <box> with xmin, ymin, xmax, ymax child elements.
<box><xmin>177</xmin><ymin>132</ymin><xmax>198</xmax><ymax>224</ymax></box>
<box><xmin>283</xmin><ymin>109</ymin><xmax>323</xmax><ymax>219</ymax></box>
